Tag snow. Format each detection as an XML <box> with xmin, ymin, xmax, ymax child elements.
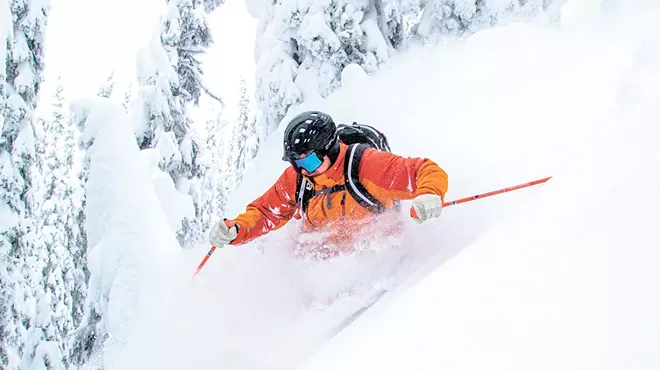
<box><xmin>300</xmin><ymin>12</ymin><xmax>342</xmax><ymax>55</ymax></box>
<box><xmin>360</xmin><ymin>17</ymin><xmax>390</xmax><ymax>62</ymax></box>
<box><xmin>13</xmin><ymin>51</ymin><xmax>36</xmax><ymax>95</ymax></box>
<box><xmin>245</xmin><ymin>0</ymin><xmax>264</xmax><ymax>18</ymax></box>
<box><xmin>338</xmin><ymin>63</ymin><xmax>369</xmax><ymax>93</ymax></box>
<box><xmin>0</xmin><ymin>201</ymin><xmax>18</xmax><ymax>233</ymax></box>
<box><xmin>142</xmin><ymin>148</ymin><xmax>196</xmax><ymax>233</ymax></box>
<box><xmin>6</xmin><ymin>88</ymin><xmax>29</xmax><ymax>117</ymax></box>
<box><xmin>154</xmin><ymin>130</ymin><xmax>181</xmax><ymax>167</ymax></box>
<box><xmin>25</xmin><ymin>341</ymin><xmax>61</xmax><ymax>370</ymax></box>
<box><xmin>10</xmin><ymin>31</ymin><xmax>30</xmax><ymax>63</ymax></box>
<box><xmin>12</xmin><ymin>112</ymin><xmax>36</xmax><ymax>161</ymax></box>
<box><xmin>75</xmin><ymin>1</ymin><xmax>660</xmax><ymax>369</ymax></box>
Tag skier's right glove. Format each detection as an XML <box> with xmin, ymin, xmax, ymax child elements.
<box><xmin>209</xmin><ymin>219</ymin><xmax>239</xmax><ymax>246</ymax></box>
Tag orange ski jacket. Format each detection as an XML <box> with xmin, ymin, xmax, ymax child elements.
<box><xmin>230</xmin><ymin>142</ymin><xmax>448</xmax><ymax>246</ymax></box>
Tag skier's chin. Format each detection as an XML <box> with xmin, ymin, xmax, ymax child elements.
<box><xmin>303</xmin><ymin>168</ymin><xmax>324</xmax><ymax>177</ymax></box>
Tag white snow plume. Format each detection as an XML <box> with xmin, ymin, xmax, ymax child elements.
<box><xmin>68</xmin><ymin>98</ymin><xmax>181</xmax><ymax>369</ymax></box>
<box><xmin>114</xmin><ymin>223</ymin><xmax>413</xmax><ymax>370</ymax></box>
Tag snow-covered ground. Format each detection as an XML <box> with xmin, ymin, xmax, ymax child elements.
<box><xmin>82</xmin><ymin>1</ymin><xmax>660</xmax><ymax>369</ymax></box>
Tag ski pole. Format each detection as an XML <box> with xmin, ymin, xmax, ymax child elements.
<box><xmin>193</xmin><ymin>245</ymin><xmax>218</xmax><ymax>277</ymax></box>
<box><xmin>411</xmin><ymin>176</ymin><xmax>552</xmax><ymax>218</ymax></box>
<box><xmin>443</xmin><ymin>176</ymin><xmax>551</xmax><ymax>207</ymax></box>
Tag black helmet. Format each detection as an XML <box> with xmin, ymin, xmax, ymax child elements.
<box><xmin>282</xmin><ymin>111</ymin><xmax>339</xmax><ymax>163</ymax></box>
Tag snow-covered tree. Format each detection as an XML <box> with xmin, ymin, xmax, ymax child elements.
<box><xmin>231</xmin><ymin>77</ymin><xmax>258</xmax><ymax>186</ymax></box>
<box><xmin>414</xmin><ymin>0</ymin><xmax>562</xmax><ymax>42</ymax></box>
<box><xmin>134</xmin><ymin>38</ymin><xmax>205</xmax><ymax>246</ymax></box>
<box><xmin>122</xmin><ymin>82</ymin><xmax>133</xmax><ymax>112</ymax></box>
<box><xmin>254</xmin><ymin>0</ymin><xmax>415</xmax><ymax>133</ymax></box>
<box><xmin>133</xmin><ymin>0</ymin><xmax>225</xmax><ymax>248</ymax></box>
<box><xmin>97</xmin><ymin>70</ymin><xmax>115</xmax><ymax>98</ymax></box>
<box><xmin>196</xmin><ymin>109</ymin><xmax>228</xmax><ymax>229</ymax></box>
<box><xmin>1</xmin><ymin>0</ymin><xmax>51</xmax><ymax>368</ymax></box>
<box><xmin>66</xmin><ymin>98</ymin><xmax>183</xmax><ymax>369</ymax></box>
<box><xmin>66</xmin><ymin>99</ymin><xmax>105</xmax><ymax>369</ymax></box>
<box><xmin>31</xmin><ymin>78</ymin><xmax>88</xmax><ymax>369</ymax></box>
<box><xmin>203</xmin><ymin>0</ymin><xmax>223</xmax><ymax>12</ymax></box>
<box><xmin>161</xmin><ymin>0</ymin><xmax>223</xmax><ymax>107</ymax></box>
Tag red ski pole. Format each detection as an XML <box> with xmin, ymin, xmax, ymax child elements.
<box><xmin>411</xmin><ymin>176</ymin><xmax>551</xmax><ymax>218</ymax></box>
<box><xmin>443</xmin><ymin>176</ymin><xmax>552</xmax><ymax>207</ymax></box>
<box><xmin>193</xmin><ymin>245</ymin><xmax>218</xmax><ymax>277</ymax></box>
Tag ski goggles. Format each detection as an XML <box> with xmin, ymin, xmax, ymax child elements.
<box><xmin>291</xmin><ymin>152</ymin><xmax>323</xmax><ymax>173</ymax></box>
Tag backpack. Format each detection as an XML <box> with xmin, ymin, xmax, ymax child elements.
<box><xmin>335</xmin><ymin>122</ymin><xmax>391</xmax><ymax>152</ymax></box>
<box><xmin>294</xmin><ymin>122</ymin><xmax>398</xmax><ymax>218</ymax></box>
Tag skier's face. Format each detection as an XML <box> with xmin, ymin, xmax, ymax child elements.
<box><xmin>301</xmin><ymin>155</ymin><xmax>331</xmax><ymax>177</ymax></box>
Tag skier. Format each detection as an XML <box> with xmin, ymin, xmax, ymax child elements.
<box><xmin>209</xmin><ymin>111</ymin><xmax>448</xmax><ymax>257</ymax></box>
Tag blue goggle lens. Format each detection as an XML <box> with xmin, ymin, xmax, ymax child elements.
<box><xmin>293</xmin><ymin>153</ymin><xmax>323</xmax><ymax>172</ymax></box>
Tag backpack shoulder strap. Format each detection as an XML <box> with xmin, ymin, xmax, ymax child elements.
<box><xmin>343</xmin><ymin>144</ymin><xmax>387</xmax><ymax>214</ymax></box>
<box><xmin>294</xmin><ymin>173</ymin><xmax>315</xmax><ymax>217</ymax></box>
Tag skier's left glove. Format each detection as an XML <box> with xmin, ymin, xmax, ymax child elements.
<box><xmin>410</xmin><ymin>194</ymin><xmax>443</xmax><ymax>224</ymax></box>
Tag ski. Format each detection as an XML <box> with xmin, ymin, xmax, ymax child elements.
<box><xmin>326</xmin><ymin>289</ymin><xmax>388</xmax><ymax>339</ymax></box>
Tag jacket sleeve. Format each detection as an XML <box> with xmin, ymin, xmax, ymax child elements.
<box><xmin>230</xmin><ymin>167</ymin><xmax>298</xmax><ymax>245</ymax></box>
<box><xmin>358</xmin><ymin>148</ymin><xmax>449</xmax><ymax>203</ymax></box>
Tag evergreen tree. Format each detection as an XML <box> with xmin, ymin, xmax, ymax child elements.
<box><xmin>414</xmin><ymin>0</ymin><xmax>562</xmax><ymax>42</ymax></box>
<box><xmin>253</xmin><ymin>0</ymin><xmax>403</xmax><ymax>133</ymax></box>
<box><xmin>97</xmin><ymin>70</ymin><xmax>116</xmax><ymax>98</ymax></box>
<box><xmin>134</xmin><ymin>0</ymin><xmax>225</xmax><ymax>248</ymax></box>
<box><xmin>232</xmin><ymin>77</ymin><xmax>258</xmax><ymax>186</ymax></box>
<box><xmin>203</xmin><ymin>0</ymin><xmax>223</xmax><ymax>13</ymax></box>
<box><xmin>0</xmin><ymin>0</ymin><xmax>51</xmax><ymax>368</ymax></box>
<box><xmin>122</xmin><ymin>82</ymin><xmax>134</xmax><ymax>112</ymax></box>
<box><xmin>197</xmin><ymin>109</ymin><xmax>227</xmax><ymax>229</ymax></box>
<box><xmin>161</xmin><ymin>0</ymin><xmax>221</xmax><ymax>107</ymax></box>
<box><xmin>32</xmin><ymin>78</ymin><xmax>88</xmax><ymax>368</ymax></box>
<box><xmin>66</xmin><ymin>99</ymin><xmax>103</xmax><ymax>369</ymax></box>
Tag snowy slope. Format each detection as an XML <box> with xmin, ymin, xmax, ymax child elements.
<box><xmin>112</xmin><ymin>2</ymin><xmax>660</xmax><ymax>370</ymax></box>
<box><xmin>299</xmin><ymin>4</ymin><xmax>660</xmax><ymax>370</ymax></box>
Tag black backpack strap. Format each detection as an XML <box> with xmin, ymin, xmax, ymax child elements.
<box><xmin>295</xmin><ymin>174</ymin><xmax>345</xmax><ymax>216</ymax></box>
<box><xmin>314</xmin><ymin>184</ymin><xmax>345</xmax><ymax>210</ymax></box>
<box><xmin>344</xmin><ymin>144</ymin><xmax>387</xmax><ymax>214</ymax></box>
<box><xmin>295</xmin><ymin>173</ymin><xmax>314</xmax><ymax>218</ymax></box>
